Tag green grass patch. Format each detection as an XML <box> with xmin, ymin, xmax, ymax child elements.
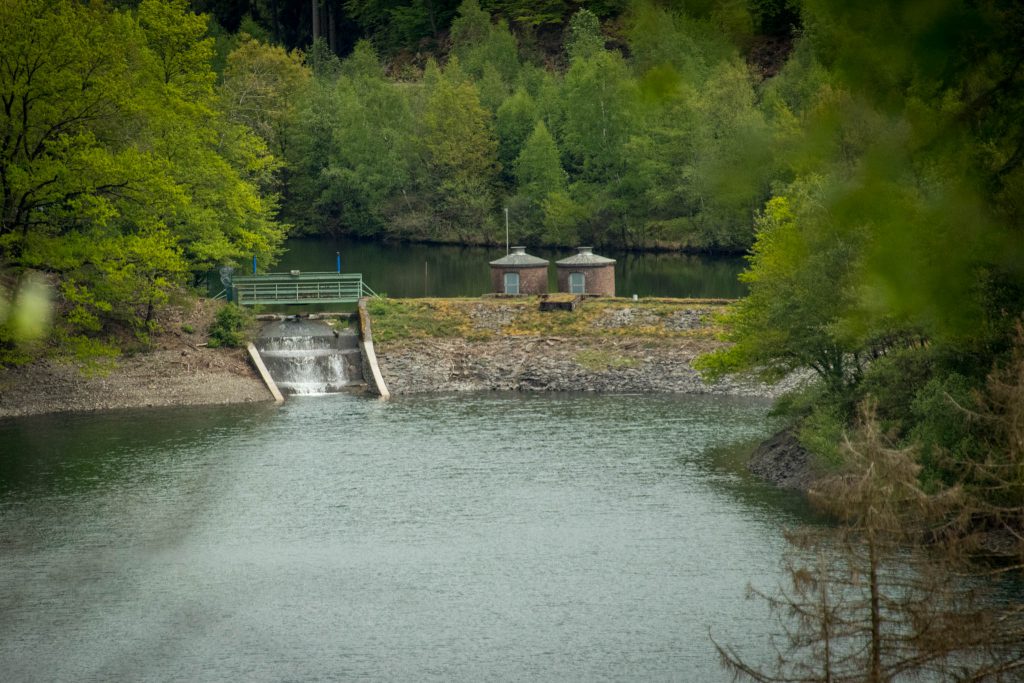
<box><xmin>574</xmin><ymin>349</ymin><xmax>640</xmax><ymax>371</ymax></box>
<box><xmin>366</xmin><ymin>296</ymin><xmax>728</xmax><ymax>343</ymax></box>
<box><xmin>366</xmin><ymin>297</ymin><xmax>477</xmax><ymax>342</ymax></box>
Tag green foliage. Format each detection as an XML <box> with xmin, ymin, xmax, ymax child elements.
<box><xmin>206</xmin><ymin>303</ymin><xmax>253</xmax><ymax>348</ymax></box>
<box><xmin>495</xmin><ymin>88</ymin><xmax>539</xmax><ymax>178</ymax></box>
<box><xmin>626</xmin><ymin>1</ymin><xmax>732</xmax><ymax>79</ymax></box>
<box><xmin>304</xmin><ymin>37</ymin><xmax>342</xmax><ymax>79</ymax></box>
<box><xmin>566</xmin><ymin>9</ymin><xmax>604</xmax><ymax>63</ymax></box>
<box><xmin>287</xmin><ymin>42</ymin><xmax>415</xmax><ymax>237</ymax></box>
<box><xmin>216</xmin><ymin>0</ymin><xmax>780</xmax><ymax>253</ymax></box>
<box><xmin>0</xmin><ymin>0</ymin><xmax>286</xmax><ymax>362</ymax></box>
<box><xmin>139</xmin><ymin>0</ymin><xmax>216</xmax><ymax>95</ymax></box>
<box><xmin>691</xmin><ymin>0</ymin><xmax>1024</xmax><ymax>534</ymax></box>
<box><xmin>514</xmin><ymin>122</ymin><xmax>566</xmax><ymax>200</ymax></box>
<box><xmin>561</xmin><ymin>51</ymin><xmax>637</xmax><ymax>180</ymax></box>
<box><xmin>219</xmin><ymin>37</ymin><xmax>310</xmax><ymax>158</ymax></box>
<box><xmin>451</xmin><ymin>0</ymin><xmax>491</xmax><ymax>54</ymax></box>
<box><xmin>909</xmin><ymin>373</ymin><xmax>982</xmax><ymax>482</ymax></box>
<box><xmin>0</xmin><ymin>273</ymin><xmax>53</xmax><ymax>365</ymax></box>
<box><xmin>797</xmin><ymin>403</ymin><xmax>845</xmax><ymax>467</ymax></box>
<box><xmin>697</xmin><ymin>186</ymin><xmax>867</xmax><ymax>392</ymax></box>
<box><xmin>511</xmin><ymin>121</ymin><xmax>566</xmax><ymax>242</ymax></box>
<box><xmin>490</xmin><ymin>0</ymin><xmax>568</xmax><ymax>27</ymax></box>
<box><xmin>418</xmin><ymin>59</ymin><xmax>501</xmax><ymax>240</ymax></box>
<box><xmin>341</xmin><ymin>0</ymin><xmax>459</xmax><ymax>54</ymax></box>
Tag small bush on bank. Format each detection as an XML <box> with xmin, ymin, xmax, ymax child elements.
<box><xmin>910</xmin><ymin>372</ymin><xmax>983</xmax><ymax>487</ymax></box>
<box><xmin>798</xmin><ymin>403</ymin><xmax>846</xmax><ymax>468</ymax></box>
<box><xmin>207</xmin><ymin>304</ymin><xmax>253</xmax><ymax>348</ymax></box>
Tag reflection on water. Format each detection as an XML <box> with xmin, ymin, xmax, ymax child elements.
<box><xmin>1</xmin><ymin>393</ymin><xmax>803</xmax><ymax>681</ymax></box>
<box><xmin>272</xmin><ymin>237</ymin><xmax>748</xmax><ymax>299</ymax></box>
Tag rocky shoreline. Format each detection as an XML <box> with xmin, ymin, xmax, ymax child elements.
<box><xmin>747</xmin><ymin>428</ymin><xmax>816</xmax><ymax>490</ymax></box>
<box><xmin>375</xmin><ymin>335</ymin><xmax>803</xmax><ymax>398</ymax></box>
<box><xmin>2</xmin><ymin>296</ymin><xmax>804</xmax><ymax>440</ymax></box>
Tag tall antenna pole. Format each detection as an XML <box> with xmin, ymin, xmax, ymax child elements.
<box><xmin>504</xmin><ymin>207</ymin><xmax>509</xmax><ymax>255</ymax></box>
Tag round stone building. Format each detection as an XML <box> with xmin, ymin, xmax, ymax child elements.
<box><xmin>489</xmin><ymin>246</ymin><xmax>549</xmax><ymax>295</ymax></box>
<box><xmin>556</xmin><ymin>247</ymin><xmax>615</xmax><ymax>296</ymax></box>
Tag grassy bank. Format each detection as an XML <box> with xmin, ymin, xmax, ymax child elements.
<box><xmin>365</xmin><ymin>296</ymin><xmax>732</xmax><ymax>344</ymax></box>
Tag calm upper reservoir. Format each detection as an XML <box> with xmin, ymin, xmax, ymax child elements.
<box><xmin>0</xmin><ymin>392</ymin><xmax>809</xmax><ymax>681</ymax></box>
<box><xmin>270</xmin><ymin>237</ymin><xmax>748</xmax><ymax>299</ymax></box>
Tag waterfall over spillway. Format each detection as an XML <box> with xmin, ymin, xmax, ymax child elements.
<box><xmin>254</xmin><ymin>319</ymin><xmax>364</xmax><ymax>395</ymax></box>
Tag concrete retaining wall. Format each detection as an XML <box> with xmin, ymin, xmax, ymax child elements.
<box><xmin>246</xmin><ymin>342</ymin><xmax>285</xmax><ymax>404</ymax></box>
<box><xmin>357</xmin><ymin>298</ymin><xmax>391</xmax><ymax>400</ymax></box>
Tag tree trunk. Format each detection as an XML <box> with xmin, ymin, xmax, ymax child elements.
<box><xmin>270</xmin><ymin>0</ymin><xmax>280</xmax><ymax>43</ymax></box>
<box><xmin>818</xmin><ymin>552</ymin><xmax>833</xmax><ymax>683</ymax></box>
<box><xmin>311</xmin><ymin>0</ymin><xmax>320</xmax><ymax>42</ymax></box>
<box><xmin>328</xmin><ymin>3</ymin><xmax>337</xmax><ymax>53</ymax></box>
<box><xmin>868</xmin><ymin>535</ymin><xmax>882</xmax><ymax>683</ymax></box>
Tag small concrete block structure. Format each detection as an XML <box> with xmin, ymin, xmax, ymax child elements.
<box><xmin>490</xmin><ymin>246</ymin><xmax>549</xmax><ymax>295</ymax></box>
<box><xmin>556</xmin><ymin>247</ymin><xmax>616</xmax><ymax>296</ymax></box>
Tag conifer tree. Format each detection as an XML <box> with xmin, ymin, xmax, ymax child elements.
<box><xmin>495</xmin><ymin>88</ymin><xmax>539</xmax><ymax>182</ymax></box>
<box><xmin>514</xmin><ymin>121</ymin><xmax>566</xmax><ymax>201</ymax></box>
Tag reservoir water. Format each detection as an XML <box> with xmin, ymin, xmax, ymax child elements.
<box><xmin>0</xmin><ymin>392</ymin><xmax>809</xmax><ymax>681</ymax></box>
<box><xmin>270</xmin><ymin>237</ymin><xmax>748</xmax><ymax>299</ymax></box>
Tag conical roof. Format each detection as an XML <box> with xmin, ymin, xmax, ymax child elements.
<box><xmin>490</xmin><ymin>246</ymin><xmax>548</xmax><ymax>267</ymax></box>
<box><xmin>556</xmin><ymin>246</ymin><xmax>615</xmax><ymax>266</ymax></box>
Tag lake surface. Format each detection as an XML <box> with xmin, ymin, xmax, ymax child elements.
<box><xmin>0</xmin><ymin>392</ymin><xmax>808</xmax><ymax>681</ymax></box>
<box><xmin>268</xmin><ymin>237</ymin><xmax>748</xmax><ymax>299</ymax></box>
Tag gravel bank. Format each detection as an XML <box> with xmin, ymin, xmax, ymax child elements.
<box><xmin>0</xmin><ymin>301</ymin><xmax>274</xmax><ymax>419</ymax></box>
<box><xmin>376</xmin><ymin>336</ymin><xmax>805</xmax><ymax>398</ymax></box>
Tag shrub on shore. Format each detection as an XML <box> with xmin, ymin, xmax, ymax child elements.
<box><xmin>206</xmin><ymin>305</ymin><xmax>254</xmax><ymax>348</ymax></box>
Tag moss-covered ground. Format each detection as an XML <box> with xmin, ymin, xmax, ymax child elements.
<box><xmin>365</xmin><ymin>296</ymin><xmax>731</xmax><ymax>344</ymax></box>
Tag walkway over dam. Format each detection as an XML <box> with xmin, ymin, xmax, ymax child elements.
<box><xmin>231</xmin><ymin>272</ymin><xmax>376</xmax><ymax>306</ymax></box>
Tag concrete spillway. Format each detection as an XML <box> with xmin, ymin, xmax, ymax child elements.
<box><xmin>254</xmin><ymin>319</ymin><xmax>364</xmax><ymax>395</ymax></box>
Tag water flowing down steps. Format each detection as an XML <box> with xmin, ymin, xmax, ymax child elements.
<box><xmin>254</xmin><ymin>319</ymin><xmax>365</xmax><ymax>395</ymax></box>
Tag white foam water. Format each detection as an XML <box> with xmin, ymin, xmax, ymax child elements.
<box><xmin>254</xmin><ymin>321</ymin><xmax>362</xmax><ymax>395</ymax></box>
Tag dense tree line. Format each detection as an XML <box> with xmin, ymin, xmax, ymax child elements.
<box><xmin>215</xmin><ymin>0</ymin><xmax>778</xmax><ymax>251</ymax></box>
<box><xmin>1</xmin><ymin>0</ymin><xmax>784</xmax><ymax>361</ymax></box>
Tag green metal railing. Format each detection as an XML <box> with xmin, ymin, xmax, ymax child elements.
<box><xmin>231</xmin><ymin>272</ymin><xmax>374</xmax><ymax>306</ymax></box>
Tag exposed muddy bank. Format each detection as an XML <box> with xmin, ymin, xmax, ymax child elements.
<box><xmin>0</xmin><ymin>350</ymin><xmax>272</xmax><ymax>419</ymax></box>
<box><xmin>0</xmin><ymin>301</ymin><xmax>273</xmax><ymax>419</ymax></box>
<box><xmin>747</xmin><ymin>428</ymin><xmax>817</xmax><ymax>491</ymax></box>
